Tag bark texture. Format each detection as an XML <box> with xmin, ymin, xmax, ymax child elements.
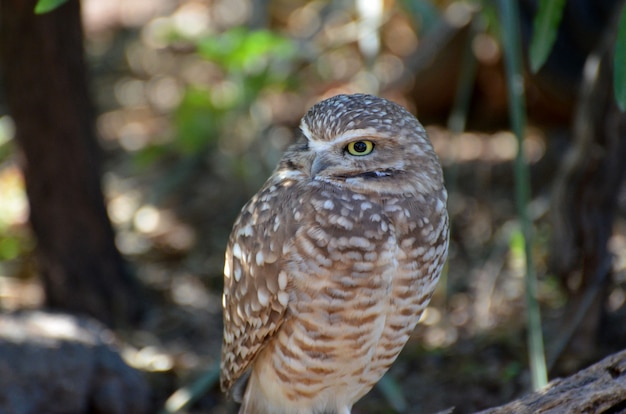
<box><xmin>475</xmin><ymin>349</ymin><xmax>626</xmax><ymax>414</ymax></box>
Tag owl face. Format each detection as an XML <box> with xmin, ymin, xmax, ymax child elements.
<box><xmin>291</xmin><ymin>93</ymin><xmax>443</xmax><ymax>195</ymax></box>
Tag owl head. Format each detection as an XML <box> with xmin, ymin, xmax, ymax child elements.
<box><xmin>288</xmin><ymin>93</ymin><xmax>444</xmax><ymax>196</ymax></box>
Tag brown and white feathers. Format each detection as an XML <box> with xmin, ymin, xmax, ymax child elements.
<box><xmin>220</xmin><ymin>93</ymin><xmax>449</xmax><ymax>414</ymax></box>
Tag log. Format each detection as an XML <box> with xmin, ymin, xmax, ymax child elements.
<box><xmin>475</xmin><ymin>350</ymin><xmax>626</xmax><ymax>414</ymax></box>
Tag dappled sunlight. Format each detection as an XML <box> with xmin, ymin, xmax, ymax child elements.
<box><xmin>0</xmin><ymin>165</ymin><xmax>27</xmax><ymax>228</ymax></box>
<box><xmin>428</xmin><ymin>127</ymin><xmax>546</xmax><ymax>165</ymax></box>
<box><xmin>0</xmin><ymin>163</ymin><xmax>36</xmax><ymax>298</ymax></box>
<box><xmin>0</xmin><ymin>276</ymin><xmax>43</xmax><ymax>311</ymax></box>
<box><xmin>124</xmin><ymin>345</ymin><xmax>175</xmax><ymax>373</ymax></box>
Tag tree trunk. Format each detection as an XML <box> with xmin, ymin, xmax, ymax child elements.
<box><xmin>0</xmin><ymin>0</ymin><xmax>144</xmax><ymax>327</ymax></box>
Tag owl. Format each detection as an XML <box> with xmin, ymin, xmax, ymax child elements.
<box><xmin>220</xmin><ymin>93</ymin><xmax>449</xmax><ymax>414</ymax></box>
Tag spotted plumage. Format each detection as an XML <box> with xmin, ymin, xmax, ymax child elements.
<box><xmin>221</xmin><ymin>93</ymin><xmax>449</xmax><ymax>414</ymax></box>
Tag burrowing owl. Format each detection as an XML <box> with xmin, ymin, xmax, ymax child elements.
<box><xmin>221</xmin><ymin>93</ymin><xmax>448</xmax><ymax>414</ymax></box>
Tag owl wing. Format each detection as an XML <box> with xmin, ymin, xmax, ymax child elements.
<box><xmin>220</xmin><ymin>173</ymin><xmax>302</xmax><ymax>396</ymax></box>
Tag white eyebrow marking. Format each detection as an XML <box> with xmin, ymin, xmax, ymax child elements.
<box><xmin>300</xmin><ymin>120</ymin><xmax>313</xmax><ymax>141</ymax></box>
<box><xmin>276</xmin><ymin>169</ymin><xmax>302</xmax><ymax>180</ymax></box>
<box><xmin>303</xmin><ymin>127</ymin><xmax>382</xmax><ymax>153</ymax></box>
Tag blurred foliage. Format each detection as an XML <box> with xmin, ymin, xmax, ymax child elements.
<box><xmin>508</xmin><ymin>227</ymin><xmax>525</xmax><ymax>268</ymax></box>
<box><xmin>529</xmin><ymin>0</ymin><xmax>566</xmax><ymax>73</ymax></box>
<box><xmin>0</xmin><ymin>166</ymin><xmax>32</xmax><ymax>262</ymax></box>
<box><xmin>397</xmin><ymin>0</ymin><xmax>442</xmax><ymax>35</ymax></box>
<box><xmin>0</xmin><ymin>116</ymin><xmax>31</xmax><ymax>263</ymax></box>
<box><xmin>34</xmin><ymin>0</ymin><xmax>69</xmax><ymax>14</ymax></box>
<box><xmin>197</xmin><ymin>28</ymin><xmax>296</xmax><ymax>75</ymax></box>
<box><xmin>170</xmin><ymin>28</ymin><xmax>298</xmax><ymax>155</ymax></box>
<box><xmin>501</xmin><ymin>360</ymin><xmax>523</xmax><ymax>382</ymax></box>
<box><xmin>527</xmin><ymin>0</ymin><xmax>626</xmax><ymax>109</ymax></box>
<box><xmin>174</xmin><ymin>86</ymin><xmax>221</xmax><ymax>154</ymax></box>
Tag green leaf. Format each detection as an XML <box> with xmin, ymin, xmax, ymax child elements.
<box><xmin>34</xmin><ymin>0</ymin><xmax>69</xmax><ymax>14</ymax></box>
<box><xmin>529</xmin><ymin>0</ymin><xmax>566</xmax><ymax>73</ymax></box>
<box><xmin>615</xmin><ymin>4</ymin><xmax>626</xmax><ymax>111</ymax></box>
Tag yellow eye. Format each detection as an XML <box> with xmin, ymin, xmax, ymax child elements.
<box><xmin>346</xmin><ymin>140</ymin><xmax>374</xmax><ymax>156</ymax></box>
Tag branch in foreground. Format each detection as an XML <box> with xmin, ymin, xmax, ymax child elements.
<box><xmin>476</xmin><ymin>349</ymin><xmax>626</xmax><ymax>413</ymax></box>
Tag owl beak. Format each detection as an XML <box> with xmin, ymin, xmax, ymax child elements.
<box><xmin>310</xmin><ymin>153</ymin><xmax>330</xmax><ymax>177</ymax></box>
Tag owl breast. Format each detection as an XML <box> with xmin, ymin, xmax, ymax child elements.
<box><xmin>242</xmin><ymin>177</ymin><xmax>448</xmax><ymax>413</ymax></box>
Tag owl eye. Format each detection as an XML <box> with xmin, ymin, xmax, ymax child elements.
<box><xmin>346</xmin><ymin>140</ymin><xmax>374</xmax><ymax>156</ymax></box>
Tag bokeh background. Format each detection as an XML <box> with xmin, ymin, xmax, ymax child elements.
<box><xmin>1</xmin><ymin>0</ymin><xmax>626</xmax><ymax>413</ymax></box>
